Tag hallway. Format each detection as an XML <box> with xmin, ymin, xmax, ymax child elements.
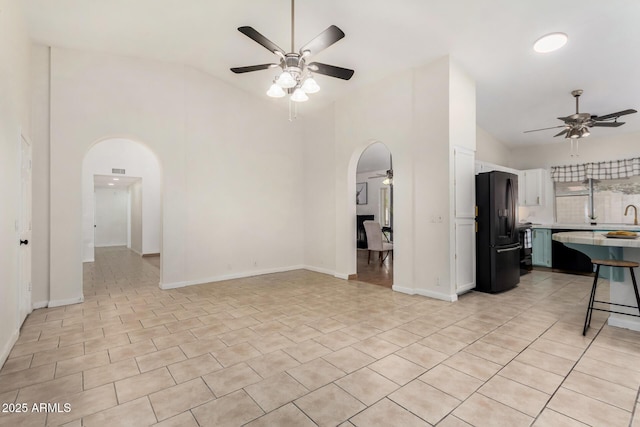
<box><xmin>1</xmin><ymin>247</ymin><xmax>640</xmax><ymax>425</ymax></box>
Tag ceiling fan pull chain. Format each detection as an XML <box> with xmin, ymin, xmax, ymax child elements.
<box><xmin>288</xmin><ymin>98</ymin><xmax>298</xmax><ymax>121</ymax></box>
<box><xmin>570</xmin><ymin>139</ymin><xmax>574</xmax><ymax>157</ymax></box>
<box><xmin>576</xmin><ymin>139</ymin><xmax>580</xmax><ymax>157</ymax></box>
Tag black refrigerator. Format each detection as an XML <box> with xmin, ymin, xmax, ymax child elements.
<box><xmin>475</xmin><ymin>171</ymin><xmax>520</xmax><ymax>293</ymax></box>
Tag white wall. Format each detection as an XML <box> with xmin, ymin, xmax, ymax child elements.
<box><xmin>42</xmin><ymin>47</ymin><xmax>304</xmax><ymax>305</ymax></box>
<box><xmin>302</xmin><ymin>56</ymin><xmax>474</xmax><ymax>300</ymax></box>
<box><xmin>94</xmin><ymin>187</ymin><xmax>128</xmax><ymax>247</ymax></box>
<box><xmin>332</xmin><ymin>70</ymin><xmax>414</xmax><ymax>287</ymax></box>
<box><xmin>30</xmin><ymin>45</ymin><xmax>50</xmax><ymax>307</ymax></box>
<box><xmin>476</xmin><ymin>126</ymin><xmax>511</xmax><ymax>166</ymax></box>
<box><xmin>0</xmin><ymin>0</ymin><xmax>32</xmax><ymax>366</ymax></box>
<box><xmin>82</xmin><ymin>139</ymin><xmax>161</xmax><ymax>261</ymax></box>
<box><xmin>302</xmin><ymin>106</ymin><xmax>336</xmax><ymax>275</ymax></box>
<box><xmin>130</xmin><ymin>180</ymin><xmax>143</xmax><ymax>254</ymax></box>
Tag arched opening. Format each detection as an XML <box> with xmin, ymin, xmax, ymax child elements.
<box><xmin>354</xmin><ymin>142</ymin><xmax>394</xmax><ymax>287</ymax></box>
<box><xmin>81</xmin><ymin>138</ymin><xmax>162</xmax><ymax>289</ymax></box>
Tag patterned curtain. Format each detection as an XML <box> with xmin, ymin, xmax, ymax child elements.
<box><xmin>550</xmin><ymin>157</ymin><xmax>640</xmax><ymax>182</ymax></box>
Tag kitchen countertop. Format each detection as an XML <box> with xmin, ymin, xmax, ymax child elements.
<box><xmin>552</xmin><ymin>231</ymin><xmax>640</xmax><ymax>249</ymax></box>
<box><xmin>531</xmin><ymin>223</ymin><xmax>640</xmax><ymax>231</ymax></box>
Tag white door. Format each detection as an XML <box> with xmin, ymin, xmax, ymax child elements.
<box><xmin>94</xmin><ymin>187</ymin><xmax>129</xmax><ymax>247</ymax></box>
<box><xmin>454</xmin><ymin>147</ymin><xmax>475</xmax><ymax>218</ymax></box>
<box><xmin>455</xmin><ymin>219</ymin><xmax>476</xmax><ymax>294</ymax></box>
<box><xmin>19</xmin><ymin>135</ymin><xmax>32</xmax><ymax>325</ymax></box>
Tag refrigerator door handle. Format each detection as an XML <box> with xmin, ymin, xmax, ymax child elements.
<box><xmin>507</xmin><ymin>177</ymin><xmax>515</xmax><ymax>239</ymax></box>
<box><xmin>496</xmin><ymin>245</ymin><xmax>522</xmax><ymax>253</ymax></box>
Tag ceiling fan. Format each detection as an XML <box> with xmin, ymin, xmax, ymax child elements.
<box><xmin>368</xmin><ymin>154</ymin><xmax>393</xmax><ymax>185</ymax></box>
<box><xmin>230</xmin><ymin>0</ymin><xmax>354</xmax><ymax>104</ymax></box>
<box><xmin>524</xmin><ymin>89</ymin><xmax>637</xmax><ymax>139</ymax></box>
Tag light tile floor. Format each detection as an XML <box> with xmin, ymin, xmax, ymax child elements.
<box><xmin>1</xmin><ymin>247</ymin><xmax>640</xmax><ymax>426</ymax></box>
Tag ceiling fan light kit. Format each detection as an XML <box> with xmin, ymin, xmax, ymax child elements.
<box><xmin>231</xmin><ymin>0</ymin><xmax>354</xmax><ymax>117</ymax></box>
<box><xmin>266</xmin><ymin>82</ymin><xmax>286</xmax><ymax>98</ymax></box>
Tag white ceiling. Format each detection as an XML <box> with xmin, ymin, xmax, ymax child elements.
<box><xmin>21</xmin><ymin>0</ymin><xmax>640</xmax><ymax>147</ymax></box>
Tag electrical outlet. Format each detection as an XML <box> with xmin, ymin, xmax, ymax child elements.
<box><xmin>436</xmin><ymin>215</ymin><xmax>443</xmax><ymax>223</ymax></box>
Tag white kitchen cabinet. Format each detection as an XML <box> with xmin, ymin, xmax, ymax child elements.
<box><xmin>519</xmin><ymin>168</ymin><xmax>545</xmax><ymax>206</ymax></box>
<box><xmin>532</xmin><ymin>228</ymin><xmax>552</xmax><ymax>267</ymax></box>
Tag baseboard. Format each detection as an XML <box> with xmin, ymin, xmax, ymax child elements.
<box><xmin>48</xmin><ymin>295</ymin><xmax>84</xmax><ymax>308</ymax></box>
<box><xmin>608</xmin><ymin>315</ymin><xmax>640</xmax><ymax>332</ymax></box>
<box><xmin>130</xmin><ymin>248</ymin><xmax>142</xmax><ymax>256</ymax></box>
<box><xmin>333</xmin><ymin>272</ymin><xmax>349</xmax><ymax>280</ymax></box>
<box><xmin>456</xmin><ymin>283</ymin><xmax>476</xmax><ymax>294</ymax></box>
<box><xmin>142</xmin><ymin>253</ymin><xmax>160</xmax><ymax>257</ymax></box>
<box><xmin>0</xmin><ymin>329</ymin><xmax>20</xmax><ymax>371</ymax></box>
<box><xmin>392</xmin><ymin>285</ymin><xmax>458</xmax><ymax>302</ymax></box>
<box><xmin>302</xmin><ymin>265</ymin><xmax>337</xmax><ymax>277</ymax></box>
<box><xmin>32</xmin><ymin>300</ymin><xmax>49</xmax><ymax>310</ymax></box>
<box><xmin>160</xmin><ymin>265</ymin><xmax>307</xmax><ymax>290</ymax></box>
<box><xmin>347</xmin><ymin>274</ymin><xmax>358</xmax><ymax>280</ymax></box>
<box><xmin>83</xmin><ymin>258</ymin><xmax>94</xmax><ymax>263</ymax></box>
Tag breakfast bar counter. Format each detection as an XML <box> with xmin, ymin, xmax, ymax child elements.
<box><xmin>553</xmin><ymin>231</ymin><xmax>640</xmax><ymax>331</ymax></box>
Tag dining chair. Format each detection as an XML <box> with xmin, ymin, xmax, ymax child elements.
<box><xmin>363</xmin><ymin>220</ymin><xmax>393</xmax><ymax>265</ymax></box>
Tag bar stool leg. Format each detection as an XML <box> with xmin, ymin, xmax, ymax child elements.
<box><xmin>630</xmin><ymin>267</ymin><xmax>640</xmax><ymax>317</ymax></box>
<box><xmin>583</xmin><ymin>265</ymin><xmax>600</xmax><ymax>336</ymax></box>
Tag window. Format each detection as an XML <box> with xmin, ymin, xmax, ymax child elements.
<box><xmin>379</xmin><ymin>187</ymin><xmax>391</xmax><ymax>227</ymax></box>
<box><xmin>555</xmin><ymin>176</ymin><xmax>640</xmax><ymax>223</ymax></box>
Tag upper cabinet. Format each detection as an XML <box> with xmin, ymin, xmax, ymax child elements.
<box><xmin>519</xmin><ymin>168</ymin><xmax>545</xmax><ymax>206</ymax></box>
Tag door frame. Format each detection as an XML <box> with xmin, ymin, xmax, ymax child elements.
<box><xmin>18</xmin><ymin>132</ymin><xmax>33</xmax><ymax>325</ymax></box>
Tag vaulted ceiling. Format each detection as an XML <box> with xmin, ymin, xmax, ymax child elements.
<box><xmin>21</xmin><ymin>0</ymin><xmax>640</xmax><ymax>146</ymax></box>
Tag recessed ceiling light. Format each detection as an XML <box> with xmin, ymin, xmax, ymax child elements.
<box><xmin>113</xmin><ymin>178</ymin><xmax>119</xmax><ymax>181</ymax></box>
<box><xmin>108</xmin><ymin>183</ymin><xmax>114</xmax><ymax>186</ymax></box>
<box><xmin>533</xmin><ymin>32</ymin><xmax>568</xmax><ymax>53</ymax></box>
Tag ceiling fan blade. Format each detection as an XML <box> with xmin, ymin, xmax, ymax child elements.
<box><xmin>230</xmin><ymin>64</ymin><xmax>279</xmax><ymax>74</ymax></box>
<box><xmin>299</xmin><ymin>25</ymin><xmax>345</xmax><ymax>56</ymax></box>
<box><xmin>591</xmin><ymin>121</ymin><xmax>625</xmax><ymax>127</ymax></box>
<box><xmin>238</xmin><ymin>26</ymin><xmax>285</xmax><ymax>55</ymax></box>
<box><xmin>308</xmin><ymin>62</ymin><xmax>354</xmax><ymax>80</ymax></box>
<box><xmin>523</xmin><ymin>125</ymin><xmax>566</xmax><ymax>133</ymax></box>
<box><xmin>554</xmin><ymin>129</ymin><xmax>569</xmax><ymax>137</ymax></box>
<box><xmin>593</xmin><ymin>109</ymin><xmax>638</xmax><ymax>121</ymax></box>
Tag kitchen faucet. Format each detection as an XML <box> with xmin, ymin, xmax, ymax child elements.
<box><xmin>624</xmin><ymin>204</ymin><xmax>638</xmax><ymax>225</ymax></box>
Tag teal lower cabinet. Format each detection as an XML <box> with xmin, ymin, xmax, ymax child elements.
<box><xmin>532</xmin><ymin>228</ymin><xmax>552</xmax><ymax>267</ymax></box>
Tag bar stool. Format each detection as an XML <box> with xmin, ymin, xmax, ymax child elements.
<box><xmin>583</xmin><ymin>259</ymin><xmax>640</xmax><ymax>336</ymax></box>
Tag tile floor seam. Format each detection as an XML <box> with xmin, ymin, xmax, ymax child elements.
<box><xmin>631</xmin><ymin>385</ymin><xmax>640</xmax><ymax>426</ymax></box>
<box><xmin>529</xmin><ymin>317</ymin><xmax>609</xmax><ymax>425</ymax></box>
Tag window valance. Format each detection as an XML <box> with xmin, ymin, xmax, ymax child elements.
<box><xmin>550</xmin><ymin>157</ymin><xmax>640</xmax><ymax>182</ymax></box>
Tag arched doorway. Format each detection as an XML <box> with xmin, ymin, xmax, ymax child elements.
<box><xmin>81</xmin><ymin>138</ymin><xmax>162</xmax><ymax>285</ymax></box>
<box><xmin>354</xmin><ymin>142</ymin><xmax>393</xmax><ymax>287</ymax></box>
